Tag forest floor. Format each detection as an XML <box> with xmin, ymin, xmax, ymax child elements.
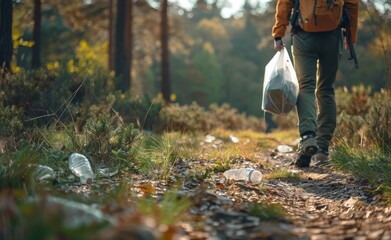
<box><xmin>3</xmin><ymin>130</ymin><xmax>391</xmax><ymax>239</ymax></box>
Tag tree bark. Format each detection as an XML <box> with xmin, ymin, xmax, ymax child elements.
<box><xmin>161</xmin><ymin>0</ymin><xmax>171</xmax><ymax>102</ymax></box>
<box><xmin>115</xmin><ymin>0</ymin><xmax>125</xmax><ymax>86</ymax></box>
<box><xmin>124</xmin><ymin>0</ymin><xmax>132</xmax><ymax>90</ymax></box>
<box><xmin>0</xmin><ymin>0</ymin><xmax>13</xmax><ymax>73</ymax></box>
<box><xmin>114</xmin><ymin>0</ymin><xmax>132</xmax><ymax>92</ymax></box>
<box><xmin>32</xmin><ymin>0</ymin><xmax>41</xmax><ymax>69</ymax></box>
<box><xmin>108</xmin><ymin>0</ymin><xmax>115</xmax><ymax>71</ymax></box>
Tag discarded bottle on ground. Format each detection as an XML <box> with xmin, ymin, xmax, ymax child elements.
<box><xmin>68</xmin><ymin>153</ymin><xmax>94</xmax><ymax>184</ymax></box>
<box><xmin>223</xmin><ymin>168</ymin><xmax>263</xmax><ymax>184</ymax></box>
<box><xmin>33</xmin><ymin>165</ymin><xmax>55</xmax><ymax>182</ymax></box>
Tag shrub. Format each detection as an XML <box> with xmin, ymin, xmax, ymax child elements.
<box><xmin>159</xmin><ymin>102</ymin><xmax>212</xmax><ymax>132</ymax></box>
<box><xmin>159</xmin><ymin>102</ymin><xmax>263</xmax><ymax>132</ymax></box>
<box><xmin>113</xmin><ymin>95</ymin><xmax>162</xmax><ymax>130</ymax></box>
<box><xmin>209</xmin><ymin>103</ymin><xmax>263</xmax><ymax>131</ymax></box>
<box><xmin>0</xmin><ymin>104</ymin><xmax>24</xmax><ymax>138</ymax></box>
<box><xmin>366</xmin><ymin>90</ymin><xmax>391</xmax><ymax>154</ymax></box>
<box><xmin>335</xmin><ymin>85</ymin><xmax>371</xmax><ymax>116</ymax></box>
<box><xmin>272</xmin><ymin>110</ymin><xmax>298</xmax><ymax>130</ymax></box>
<box><xmin>0</xmin><ymin>67</ymin><xmax>115</xmax><ymax>129</ymax></box>
<box><xmin>0</xmin><ymin>70</ymin><xmax>70</xmax><ymax>121</ymax></box>
<box><xmin>0</xmin><ymin>147</ymin><xmax>41</xmax><ymax>190</ymax></box>
<box><xmin>81</xmin><ymin>114</ymin><xmax>141</xmax><ymax>168</ymax></box>
<box><xmin>334</xmin><ymin>88</ymin><xmax>390</xmax><ymax>154</ymax></box>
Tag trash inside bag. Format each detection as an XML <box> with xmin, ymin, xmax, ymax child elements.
<box><xmin>262</xmin><ymin>48</ymin><xmax>299</xmax><ymax>115</ymax></box>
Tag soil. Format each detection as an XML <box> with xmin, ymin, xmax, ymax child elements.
<box><xmin>62</xmin><ymin>140</ymin><xmax>391</xmax><ymax>240</ymax></box>
<box><xmin>169</xmin><ymin>150</ymin><xmax>391</xmax><ymax>240</ymax></box>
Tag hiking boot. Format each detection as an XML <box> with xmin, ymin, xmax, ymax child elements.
<box><xmin>295</xmin><ymin>154</ymin><xmax>312</xmax><ymax>168</ymax></box>
<box><xmin>312</xmin><ymin>149</ymin><xmax>330</xmax><ymax>167</ymax></box>
<box><xmin>298</xmin><ymin>133</ymin><xmax>318</xmax><ymax>156</ymax></box>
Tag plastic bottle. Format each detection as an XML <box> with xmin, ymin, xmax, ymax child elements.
<box><xmin>33</xmin><ymin>165</ymin><xmax>55</xmax><ymax>181</ymax></box>
<box><xmin>223</xmin><ymin>168</ymin><xmax>263</xmax><ymax>184</ymax></box>
<box><xmin>68</xmin><ymin>153</ymin><xmax>94</xmax><ymax>184</ymax></box>
<box><xmin>229</xmin><ymin>134</ymin><xmax>239</xmax><ymax>143</ymax></box>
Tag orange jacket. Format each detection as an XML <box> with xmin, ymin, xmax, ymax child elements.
<box><xmin>272</xmin><ymin>0</ymin><xmax>359</xmax><ymax>43</ymax></box>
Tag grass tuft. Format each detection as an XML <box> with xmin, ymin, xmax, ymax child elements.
<box><xmin>0</xmin><ymin>147</ymin><xmax>42</xmax><ymax>190</ymax></box>
<box><xmin>266</xmin><ymin>169</ymin><xmax>301</xmax><ymax>182</ymax></box>
<box><xmin>138</xmin><ymin>191</ymin><xmax>193</xmax><ymax>225</ymax></box>
<box><xmin>248</xmin><ymin>201</ymin><xmax>286</xmax><ymax>221</ymax></box>
<box><xmin>137</xmin><ymin>133</ymin><xmax>180</xmax><ymax>180</ymax></box>
<box><xmin>331</xmin><ymin>142</ymin><xmax>391</xmax><ymax>203</ymax></box>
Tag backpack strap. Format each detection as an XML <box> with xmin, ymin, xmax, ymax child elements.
<box><xmin>290</xmin><ymin>0</ymin><xmax>300</xmax><ymax>30</ymax></box>
<box><xmin>313</xmin><ymin>0</ymin><xmax>318</xmax><ymax>26</ymax></box>
<box><xmin>326</xmin><ymin>0</ymin><xmax>333</xmax><ymax>8</ymax></box>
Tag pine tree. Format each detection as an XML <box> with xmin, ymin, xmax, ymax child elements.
<box><xmin>32</xmin><ymin>0</ymin><xmax>41</xmax><ymax>69</ymax></box>
<box><xmin>161</xmin><ymin>0</ymin><xmax>171</xmax><ymax>102</ymax></box>
<box><xmin>0</xmin><ymin>0</ymin><xmax>13</xmax><ymax>72</ymax></box>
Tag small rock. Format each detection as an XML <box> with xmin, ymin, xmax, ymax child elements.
<box><xmin>277</xmin><ymin>145</ymin><xmax>293</xmax><ymax>153</ymax></box>
<box><xmin>367</xmin><ymin>229</ymin><xmax>384</xmax><ymax>239</ymax></box>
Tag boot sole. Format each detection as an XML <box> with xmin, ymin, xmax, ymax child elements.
<box><xmin>295</xmin><ymin>155</ymin><xmax>311</xmax><ymax>168</ymax></box>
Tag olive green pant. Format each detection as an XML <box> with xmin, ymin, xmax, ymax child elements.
<box><xmin>292</xmin><ymin>29</ymin><xmax>340</xmax><ymax>150</ymax></box>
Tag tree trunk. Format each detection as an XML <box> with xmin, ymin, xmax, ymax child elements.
<box><xmin>0</xmin><ymin>0</ymin><xmax>13</xmax><ymax>73</ymax></box>
<box><xmin>124</xmin><ymin>0</ymin><xmax>132</xmax><ymax>90</ymax></box>
<box><xmin>114</xmin><ymin>0</ymin><xmax>132</xmax><ymax>92</ymax></box>
<box><xmin>108</xmin><ymin>0</ymin><xmax>115</xmax><ymax>71</ymax></box>
<box><xmin>32</xmin><ymin>0</ymin><xmax>41</xmax><ymax>69</ymax></box>
<box><xmin>114</xmin><ymin>0</ymin><xmax>125</xmax><ymax>87</ymax></box>
<box><xmin>161</xmin><ymin>0</ymin><xmax>171</xmax><ymax>102</ymax></box>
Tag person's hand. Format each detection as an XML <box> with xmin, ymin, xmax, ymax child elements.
<box><xmin>274</xmin><ymin>38</ymin><xmax>285</xmax><ymax>51</ymax></box>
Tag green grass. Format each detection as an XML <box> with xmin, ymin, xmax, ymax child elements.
<box><xmin>331</xmin><ymin>142</ymin><xmax>391</xmax><ymax>203</ymax></box>
<box><xmin>266</xmin><ymin>169</ymin><xmax>301</xmax><ymax>182</ymax></box>
<box><xmin>248</xmin><ymin>201</ymin><xmax>286</xmax><ymax>221</ymax></box>
<box><xmin>187</xmin><ymin>167</ymin><xmax>212</xmax><ymax>182</ymax></box>
<box><xmin>138</xmin><ymin>191</ymin><xmax>193</xmax><ymax>225</ymax></box>
<box><xmin>268</xmin><ymin>129</ymin><xmax>299</xmax><ymax>145</ymax></box>
<box><xmin>1</xmin><ymin>190</ymin><xmax>109</xmax><ymax>240</ymax></box>
<box><xmin>136</xmin><ymin>133</ymin><xmax>181</xmax><ymax>180</ymax></box>
<box><xmin>0</xmin><ymin>147</ymin><xmax>42</xmax><ymax>190</ymax></box>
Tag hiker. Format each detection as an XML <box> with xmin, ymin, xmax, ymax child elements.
<box><xmin>271</xmin><ymin>0</ymin><xmax>359</xmax><ymax>167</ymax></box>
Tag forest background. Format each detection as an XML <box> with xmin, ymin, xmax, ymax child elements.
<box><xmin>1</xmin><ymin>1</ymin><xmax>391</xmax><ymax>238</ymax></box>
<box><xmin>5</xmin><ymin>0</ymin><xmax>390</xmax><ymax>119</ymax></box>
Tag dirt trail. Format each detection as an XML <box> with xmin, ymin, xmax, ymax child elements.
<box><xmin>190</xmin><ymin>150</ymin><xmax>391</xmax><ymax>240</ymax></box>
<box><xmin>265</xmin><ymin>152</ymin><xmax>391</xmax><ymax>240</ymax></box>
<box><xmin>64</xmin><ymin>137</ymin><xmax>391</xmax><ymax>240</ymax></box>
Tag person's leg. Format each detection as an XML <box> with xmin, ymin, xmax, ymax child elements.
<box><xmin>293</xmin><ymin>32</ymin><xmax>319</xmax><ymax>138</ymax></box>
<box><xmin>316</xmin><ymin>29</ymin><xmax>340</xmax><ymax>152</ymax></box>
<box><xmin>292</xmin><ymin>31</ymin><xmax>320</xmax><ymax>167</ymax></box>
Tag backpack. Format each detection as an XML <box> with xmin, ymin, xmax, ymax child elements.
<box><xmin>291</xmin><ymin>0</ymin><xmax>344</xmax><ymax>32</ymax></box>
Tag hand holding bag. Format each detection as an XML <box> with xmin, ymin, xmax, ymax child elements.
<box><xmin>262</xmin><ymin>48</ymin><xmax>299</xmax><ymax>115</ymax></box>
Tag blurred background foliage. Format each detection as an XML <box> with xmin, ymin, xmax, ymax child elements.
<box><xmin>0</xmin><ymin>0</ymin><xmax>390</xmax><ymax>140</ymax></box>
<box><xmin>0</xmin><ymin>2</ymin><xmax>390</xmax><ymax>230</ymax></box>
<box><xmin>8</xmin><ymin>0</ymin><xmax>390</xmax><ymax>115</ymax></box>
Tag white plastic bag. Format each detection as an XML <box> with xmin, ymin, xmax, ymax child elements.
<box><xmin>262</xmin><ymin>48</ymin><xmax>299</xmax><ymax>115</ymax></box>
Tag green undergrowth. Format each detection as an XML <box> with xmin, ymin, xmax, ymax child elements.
<box><xmin>331</xmin><ymin>143</ymin><xmax>391</xmax><ymax>203</ymax></box>
<box><xmin>266</xmin><ymin>169</ymin><xmax>302</xmax><ymax>182</ymax></box>
<box><xmin>248</xmin><ymin>201</ymin><xmax>286</xmax><ymax>221</ymax></box>
<box><xmin>331</xmin><ymin>88</ymin><xmax>391</xmax><ymax>203</ymax></box>
<box><xmin>138</xmin><ymin>191</ymin><xmax>193</xmax><ymax>225</ymax></box>
<box><xmin>0</xmin><ymin>147</ymin><xmax>41</xmax><ymax>190</ymax></box>
<box><xmin>136</xmin><ymin>133</ymin><xmax>182</xmax><ymax>180</ymax></box>
<box><xmin>0</xmin><ymin>127</ymin><xmax>292</xmax><ymax>238</ymax></box>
